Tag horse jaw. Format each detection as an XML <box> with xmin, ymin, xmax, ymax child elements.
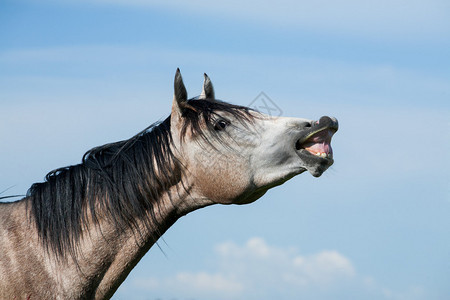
<box><xmin>248</xmin><ymin>115</ymin><xmax>310</xmax><ymax>189</ymax></box>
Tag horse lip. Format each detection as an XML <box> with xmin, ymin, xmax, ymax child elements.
<box><xmin>296</xmin><ymin>122</ymin><xmax>338</xmax><ymax>146</ymax></box>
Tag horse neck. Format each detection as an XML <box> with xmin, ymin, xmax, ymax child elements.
<box><xmin>62</xmin><ymin>176</ymin><xmax>212</xmax><ymax>299</ymax></box>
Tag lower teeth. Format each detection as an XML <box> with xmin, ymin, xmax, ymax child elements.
<box><xmin>315</xmin><ymin>152</ymin><xmax>329</xmax><ymax>158</ymax></box>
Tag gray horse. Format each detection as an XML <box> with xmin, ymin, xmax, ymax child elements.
<box><xmin>0</xmin><ymin>70</ymin><xmax>338</xmax><ymax>299</ymax></box>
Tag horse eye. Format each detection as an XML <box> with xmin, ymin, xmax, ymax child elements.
<box><xmin>214</xmin><ymin>120</ymin><xmax>228</xmax><ymax>131</ymax></box>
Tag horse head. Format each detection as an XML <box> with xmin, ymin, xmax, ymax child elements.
<box><xmin>170</xmin><ymin>69</ymin><xmax>338</xmax><ymax>205</ymax></box>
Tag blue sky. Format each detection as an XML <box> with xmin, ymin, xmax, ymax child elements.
<box><xmin>1</xmin><ymin>1</ymin><xmax>449</xmax><ymax>299</ymax></box>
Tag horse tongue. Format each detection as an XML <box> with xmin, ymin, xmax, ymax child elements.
<box><xmin>305</xmin><ymin>142</ymin><xmax>331</xmax><ymax>155</ymax></box>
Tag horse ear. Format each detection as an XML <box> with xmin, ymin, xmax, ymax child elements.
<box><xmin>174</xmin><ymin>68</ymin><xmax>187</xmax><ymax>106</ymax></box>
<box><xmin>199</xmin><ymin>73</ymin><xmax>215</xmax><ymax>100</ymax></box>
<box><xmin>172</xmin><ymin>68</ymin><xmax>188</xmax><ymax>120</ymax></box>
<box><xmin>171</xmin><ymin>69</ymin><xmax>187</xmax><ymax>139</ymax></box>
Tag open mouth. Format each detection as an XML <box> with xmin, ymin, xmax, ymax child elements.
<box><xmin>295</xmin><ymin>117</ymin><xmax>338</xmax><ymax>160</ymax></box>
<box><xmin>296</xmin><ymin>128</ymin><xmax>334</xmax><ymax>158</ymax></box>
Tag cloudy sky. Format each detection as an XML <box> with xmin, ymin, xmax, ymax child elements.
<box><xmin>1</xmin><ymin>1</ymin><xmax>449</xmax><ymax>299</ymax></box>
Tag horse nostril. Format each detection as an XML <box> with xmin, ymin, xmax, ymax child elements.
<box><xmin>299</xmin><ymin>122</ymin><xmax>312</xmax><ymax>129</ymax></box>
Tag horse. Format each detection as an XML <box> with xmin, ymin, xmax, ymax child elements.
<box><xmin>0</xmin><ymin>69</ymin><xmax>338</xmax><ymax>299</ymax></box>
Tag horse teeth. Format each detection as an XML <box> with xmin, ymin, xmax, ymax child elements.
<box><xmin>314</xmin><ymin>152</ymin><xmax>331</xmax><ymax>158</ymax></box>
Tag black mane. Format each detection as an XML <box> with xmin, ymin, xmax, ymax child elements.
<box><xmin>26</xmin><ymin>99</ymin><xmax>254</xmax><ymax>259</ymax></box>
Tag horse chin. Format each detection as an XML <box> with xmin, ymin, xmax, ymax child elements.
<box><xmin>296</xmin><ymin>149</ymin><xmax>334</xmax><ymax>177</ymax></box>
<box><xmin>308</xmin><ymin>162</ymin><xmax>333</xmax><ymax>177</ymax></box>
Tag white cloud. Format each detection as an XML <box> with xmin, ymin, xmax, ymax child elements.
<box><xmin>119</xmin><ymin>238</ymin><xmax>431</xmax><ymax>300</ymax></box>
<box><xmin>291</xmin><ymin>250</ymin><xmax>356</xmax><ymax>285</ymax></box>
<box><xmin>214</xmin><ymin>237</ymin><xmax>355</xmax><ymax>291</ymax></box>
<box><xmin>133</xmin><ymin>272</ymin><xmax>243</xmax><ymax>297</ymax></box>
